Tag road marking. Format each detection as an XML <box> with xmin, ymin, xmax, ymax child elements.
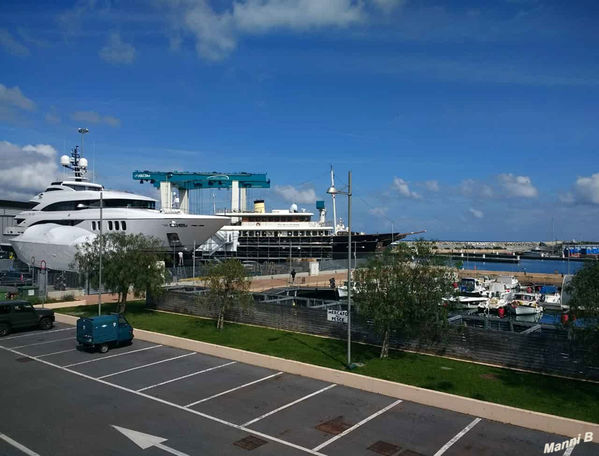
<box><xmin>0</xmin><ymin>345</ymin><xmax>325</xmax><ymax>456</ymax></box>
<box><xmin>137</xmin><ymin>361</ymin><xmax>236</xmax><ymax>392</ymax></box>
<box><xmin>563</xmin><ymin>445</ymin><xmax>575</xmax><ymax>456</ymax></box>
<box><xmin>98</xmin><ymin>352</ymin><xmax>196</xmax><ymax>379</ymax></box>
<box><xmin>1</xmin><ymin>327</ymin><xmax>75</xmax><ymax>340</ymax></box>
<box><xmin>37</xmin><ymin>348</ymin><xmax>77</xmax><ymax>358</ymax></box>
<box><xmin>186</xmin><ymin>372</ymin><xmax>283</xmax><ymax>407</ymax></box>
<box><xmin>0</xmin><ymin>432</ymin><xmax>41</xmax><ymax>456</ymax></box>
<box><xmin>63</xmin><ymin>345</ymin><xmax>162</xmax><ymax>367</ymax></box>
<box><xmin>433</xmin><ymin>417</ymin><xmax>482</xmax><ymax>456</ymax></box>
<box><xmin>313</xmin><ymin>399</ymin><xmax>402</xmax><ymax>452</ymax></box>
<box><xmin>243</xmin><ymin>383</ymin><xmax>337</xmax><ymax>427</ymax></box>
<box><xmin>113</xmin><ymin>426</ymin><xmax>190</xmax><ymax>456</ymax></box>
<box><xmin>12</xmin><ymin>337</ymin><xmax>73</xmax><ymax>349</ymax></box>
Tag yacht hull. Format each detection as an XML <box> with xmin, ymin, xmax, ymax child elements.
<box><xmin>11</xmin><ymin>214</ymin><xmax>229</xmax><ymax>271</ymax></box>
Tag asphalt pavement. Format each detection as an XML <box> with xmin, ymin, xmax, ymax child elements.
<box><xmin>1</xmin><ymin>322</ymin><xmax>597</xmax><ymax>456</ymax></box>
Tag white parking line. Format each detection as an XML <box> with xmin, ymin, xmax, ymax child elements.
<box><xmin>137</xmin><ymin>361</ymin><xmax>236</xmax><ymax>392</ymax></box>
<box><xmin>37</xmin><ymin>348</ymin><xmax>77</xmax><ymax>358</ymax></box>
<box><xmin>63</xmin><ymin>345</ymin><xmax>162</xmax><ymax>367</ymax></box>
<box><xmin>0</xmin><ymin>345</ymin><xmax>325</xmax><ymax>456</ymax></box>
<box><xmin>312</xmin><ymin>399</ymin><xmax>403</xmax><ymax>452</ymax></box>
<box><xmin>243</xmin><ymin>383</ymin><xmax>337</xmax><ymax>427</ymax></box>
<box><xmin>186</xmin><ymin>372</ymin><xmax>283</xmax><ymax>408</ymax></box>
<box><xmin>563</xmin><ymin>445</ymin><xmax>575</xmax><ymax>456</ymax></box>
<box><xmin>433</xmin><ymin>417</ymin><xmax>482</xmax><ymax>456</ymax></box>
<box><xmin>0</xmin><ymin>432</ymin><xmax>41</xmax><ymax>456</ymax></box>
<box><xmin>97</xmin><ymin>352</ymin><xmax>196</xmax><ymax>379</ymax></box>
<box><xmin>12</xmin><ymin>337</ymin><xmax>73</xmax><ymax>349</ymax></box>
<box><xmin>1</xmin><ymin>327</ymin><xmax>75</xmax><ymax>341</ymax></box>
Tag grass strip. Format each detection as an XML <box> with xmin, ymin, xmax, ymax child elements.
<box><xmin>60</xmin><ymin>301</ymin><xmax>599</xmax><ymax>423</ymax></box>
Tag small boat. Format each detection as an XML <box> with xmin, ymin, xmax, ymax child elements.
<box><xmin>509</xmin><ymin>292</ymin><xmax>542</xmax><ymax>315</ymax></box>
<box><xmin>539</xmin><ymin>285</ymin><xmax>568</xmax><ymax>311</ymax></box>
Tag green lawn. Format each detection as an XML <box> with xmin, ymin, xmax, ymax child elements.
<box><xmin>61</xmin><ymin>301</ymin><xmax>599</xmax><ymax>423</ymax></box>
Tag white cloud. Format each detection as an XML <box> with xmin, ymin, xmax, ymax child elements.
<box><xmin>497</xmin><ymin>173</ymin><xmax>538</xmax><ymax>198</ymax></box>
<box><xmin>0</xmin><ymin>29</ymin><xmax>30</xmax><ymax>56</ymax></box>
<box><xmin>71</xmin><ymin>110</ymin><xmax>121</xmax><ymax>127</ymax></box>
<box><xmin>424</xmin><ymin>180</ymin><xmax>439</xmax><ymax>192</ymax></box>
<box><xmin>274</xmin><ymin>184</ymin><xmax>316</xmax><ymax>204</ymax></box>
<box><xmin>369</xmin><ymin>207</ymin><xmax>387</xmax><ymax>217</ymax></box>
<box><xmin>0</xmin><ymin>141</ymin><xmax>59</xmax><ymax>198</ymax></box>
<box><xmin>165</xmin><ymin>0</ymin><xmax>365</xmax><ymax>60</ymax></box>
<box><xmin>99</xmin><ymin>32</ymin><xmax>136</xmax><ymax>64</ymax></box>
<box><xmin>392</xmin><ymin>177</ymin><xmax>420</xmax><ymax>199</ymax></box>
<box><xmin>459</xmin><ymin>178</ymin><xmax>493</xmax><ymax>198</ymax></box>
<box><xmin>372</xmin><ymin>0</ymin><xmax>404</xmax><ymax>13</ymax></box>
<box><xmin>0</xmin><ymin>83</ymin><xmax>35</xmax><ymax>111</ymax></box>
<box><xmin>468</xmin><ymin>208</ymin><xmax>484</xmax><ymax>219</ymax></box>
<box><xmin>573</xmin><ymin>173</ymin><xmax>599</xmax><ymax>205</ymax></box>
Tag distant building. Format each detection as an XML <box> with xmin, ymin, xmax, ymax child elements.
<box><xmin>0</xmin><ymin>199</ymin><xmax>34</xmax><ymax>246</ymax></box>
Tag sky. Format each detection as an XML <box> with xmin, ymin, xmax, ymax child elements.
<box><xmin>1</xmin><ymin>0</ymin><xmax>598</xmax><ymax>241</ymax></box>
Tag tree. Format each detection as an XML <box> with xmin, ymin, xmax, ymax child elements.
<box><xmin>565</xmin><ymin>262</ymin><xmax>599</xmax><ymax>363</ymax></box>
<box><xmin>205</xmin><ymin>259</ymin><xmax>252</xmax><ymax>329</ymax></box>
<box><xmin>354</xmin><ymin>240</ymin><xmax>454</xmax><ymax>358</ymax></box>
<box><xmin>75</xmin><ymin>232</ymin><xmax>166</xmax><ymax>313</ymax></box>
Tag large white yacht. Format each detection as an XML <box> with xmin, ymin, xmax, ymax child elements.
<box><xmin>5</xmin><ymin>145</ymin><xmax>229</xmax><ymax>271</ymax></box>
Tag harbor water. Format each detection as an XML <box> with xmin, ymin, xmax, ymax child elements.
<box><xmin>457</xmin><ymin>258</ymin><xmax>587</xmax><ymax>275</ymax></box>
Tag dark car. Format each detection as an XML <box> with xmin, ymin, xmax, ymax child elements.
<box><xmin>0</xmin><ymin>300</ymin><xmax>55</xmax><ymax>337</ymax></box>
<box><xmin>0</xmin><ymin>271</ymin><xmax>33</xmax><ymax>287</ymax></box>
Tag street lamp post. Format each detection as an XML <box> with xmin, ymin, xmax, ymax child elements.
<box><xmin>327</xmin><ymin>171</ymin><xmax>352</xmax><ymax>369</ymax></box>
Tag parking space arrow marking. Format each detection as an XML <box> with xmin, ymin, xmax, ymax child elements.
<box><xmin>112</xmin><ymin>426</ymin><xmax>189</xmax><ymax>456</ymax></box>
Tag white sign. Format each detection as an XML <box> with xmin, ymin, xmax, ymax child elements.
<box><xmin>327</xmin><ymin>309</ymin><xmax>348</xmax><ymax>323</ymax></box>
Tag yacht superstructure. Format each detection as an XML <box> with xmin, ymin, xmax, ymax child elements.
<box><xmin>5</xmin><ymin>143</ymin><xmax>229</xmax><ymax>271</ymax></box>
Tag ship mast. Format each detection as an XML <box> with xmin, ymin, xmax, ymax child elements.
<box><xmin>330</xmin><ymin>165</ymin><xmax>337</xmax><ymax>235</ymax></box>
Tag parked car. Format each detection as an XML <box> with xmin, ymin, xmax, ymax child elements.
<box><xmin>0</xmin><ymin>271</ymin><xmax>33</xmax><ymax>287</ymax></box>
<box><xmin>0</xmin><ymin>300</ymin><xmax>55</xmax><ymax>337</ymax></box>
<box><xmin>76</xmin><ymin>314</ymin><xmax>134</xmax><ymax>353</ymax></box>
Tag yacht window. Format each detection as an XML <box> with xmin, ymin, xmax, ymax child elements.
<box><xmin>121</xmin><ymin>221</ymin><xmax>126</xmax><ymax>230</ymax></box>
<box><xmin>114</xmin><ymin>221</ymin><xmax>120</xmax><ymax>230</ymax></box>
<box><xmin>92</xmin><ymin>221</ymin><xmax>96</xmax><ymax>230</ymax></box>
<box><xmin>43</xmin><ymin>199</ymin><xmax>156</xmax><ymax>211</ymax></box>
<box><xmin>108</xmin><ymin>221</ymin><xmax>113</xmax><ymax>230</ymax></box>
<box><xmin>44</xmin><ymin>188</ymin><xmax>63</xmax><ymax>192</ymax></box>
<box><xmin>64</xmin><ymin>184</ymin><xmax>101</xmax><ymax>191</ymax></box>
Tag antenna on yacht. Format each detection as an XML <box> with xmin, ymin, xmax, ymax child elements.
<box><xmin>60</xmin><ymin>128</ymin><xmax>89</xmax><ymax>181</ymax></box>
<box><xmin>330</xmin><ymin>165</ymin><xmax>338</xmax><ymax>235</ymax></box>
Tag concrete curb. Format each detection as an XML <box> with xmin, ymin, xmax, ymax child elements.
<box><xmin>34</xmin><ymin>300</ymin><xmax>88</xmax><ymax>310</ymax></box>
<box><xmin>54</xmin><ymin>313</ymin><xmax>598</xmax><ymax>441</ymax></box>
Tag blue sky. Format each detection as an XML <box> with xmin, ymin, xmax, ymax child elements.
<box><xmin>1</xmin><ymin>0</ymin><xmax>598</xmax><ymax>241</ymax></box>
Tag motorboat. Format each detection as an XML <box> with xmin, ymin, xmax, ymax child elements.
<box><xmin>538</xmin><ymin>285</ymin><xmax>568</xmax><ymax>311</ymax></box>
<box><xmin>508</xmin><ymin>292</ymin><xmax>542</xmax><ymax>315</ymax></box>
<box><xmin>6</xmin><ymin>143</ymin><xmax>229</xmax><ymax>271</ymax></box>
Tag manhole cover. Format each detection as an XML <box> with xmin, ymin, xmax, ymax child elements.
<box><xmin>16</xmin><ymin>357</ymin><xmax>33</xmax><ymax>363</ymax></box>
<box><xmin>480</xmin><ymin>373</ymin><xmax>498</xmax><ymax>380</ymax></box>
<box><xmin>233</xmin><ymin>435</ymin><xmax>268</xmax><ymax>451</ymax></box>
<box><xmin>399</xmin><ymin>450</ymin><xmax>424</xmax><ymax>456</ymax></box>
<box><xmin>367</xmin><ymin>440</ymin><xmax>400</xmax><ymax>455</ymax></box>
<box><xmin>315</xmin><ymin>416</ymin><xmax>352</xmax><ymax>435</ymax></box>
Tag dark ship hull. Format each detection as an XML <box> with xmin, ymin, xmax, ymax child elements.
<box><xmin>199</xmin><ymin>231</ymin><xmax>422</xmax><ymax>262</ymax></box>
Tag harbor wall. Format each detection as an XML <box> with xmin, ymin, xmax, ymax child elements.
<box><xmin>148</xmin><ymin>289</ymin><xmax>599</xmax><ymax>381</ymax></box>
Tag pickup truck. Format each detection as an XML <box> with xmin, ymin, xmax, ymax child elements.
<box><xmin>0</xmin><ymin>300</ymin><xmax>55</xmax><ymax>337</ymax></box>
<box><xmin>76</xmin><ymin>314</ymin><xmax>134</xmax><ymax>353</ymax></box>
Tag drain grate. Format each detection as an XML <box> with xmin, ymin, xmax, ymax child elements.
<box><xmin>233</xmin><ymin>435</ymin><xmax>268</xmax><ymax>451</ymax></box>
<box><xmin>367</xmin><ymin>441</ymin><xmax>400</xmax><ymax>456</ymax></box>
<box><xmin>16</xmin><ymin>357</ymin><xmax>33</xmax><ymax>363</ymax></box>
<box><xmin>315</xmin><ymin>416</ymin><xmax>352</xmax><ymax>435</ymax></box>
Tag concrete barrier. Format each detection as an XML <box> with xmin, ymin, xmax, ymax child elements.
<box><xmin>54</xmin><ymin>313</ymin><xmax>598</xmax><ymax>440</ymax></box>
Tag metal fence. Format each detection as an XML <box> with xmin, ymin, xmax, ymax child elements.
<box><xmin>148</xmin><ymin>288</ymin><xmax>599</xmax><ymax>380</ymax></box>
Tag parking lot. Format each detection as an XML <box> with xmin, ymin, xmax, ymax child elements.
<box><xmin>1</xmin><ymin>322</ymin><xmax>597</xmax><ymax>456</ymax></box>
